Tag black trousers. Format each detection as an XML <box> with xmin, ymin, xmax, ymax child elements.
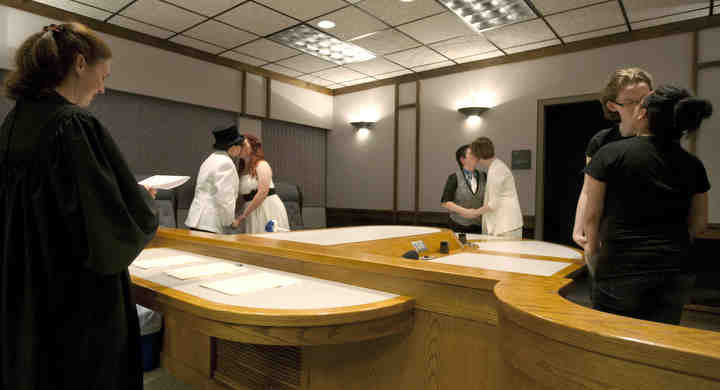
<box><xmin>591</xmin><ymin>273</ymin><xmax>695</xmax><ymax>325</ymax></box>
<box><xmin>447</xmin><ymin>218</ymin><xmax>483</xmax><ymax>234</ymax></box>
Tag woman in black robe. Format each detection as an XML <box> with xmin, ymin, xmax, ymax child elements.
<box><xmin>0</xmin><ymin>23</ymin><xmax>158</xmax><ymax>389</ymax></box>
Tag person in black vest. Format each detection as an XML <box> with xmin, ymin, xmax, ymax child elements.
<box><xmin>573</xmin><ymin>68</ymin><xmax>653</xmax><ymax>247</ymax></box>
<box><xmin>441</xmin><ymin>144</ymin><xmax>486</xmax><ymax>233</ymax></box>
<box><xmin>0</xmin><ymin>23</ymin><xmax>158</xmax><ymax>389</ymax></box>
<box><xmin>582</xmin><ymin>85</ymin><xmax>712</xmax><ymax>324</ymax></box>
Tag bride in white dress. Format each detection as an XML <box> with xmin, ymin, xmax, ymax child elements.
<box><xmin>231</xmin><ymin>134</ymin><xmax>289</xmax><ymax>234</ymax></box>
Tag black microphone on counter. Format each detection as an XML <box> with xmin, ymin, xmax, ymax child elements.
<box><xmin>402</xmin><ymin>250</ymin><xmax>419</xmax><ymax>260</ymax></box>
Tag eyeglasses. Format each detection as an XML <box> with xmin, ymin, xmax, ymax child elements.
<box><xmin>612</xmin><ymin>99</ymin><xmax>642</xmax><ymax>107</ymax></box>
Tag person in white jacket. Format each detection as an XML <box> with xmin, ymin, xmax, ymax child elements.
<box><xmin>185</xmin><ymin>125</ymin><xmax>245</xmax><ymax>233</ymax></box>
<box><xmin>467</xmin><ymin>137</ymin><xmax>524</xmax><ymax>238</ymax></box>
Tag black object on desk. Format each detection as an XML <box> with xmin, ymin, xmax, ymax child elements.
<box><xmin>402</xmin><ymin>250</ymin><xmax>420</xmax><ymax>260</ymax></box>
<box><xmin>458</xmin><ymin>233</ymin><xmax>467</xmax><ymax>245</ymax></box>
<box><xmin>439</xmin><ymin>241</ymin><xmax>449</xmax><ymax>254</ymax></box>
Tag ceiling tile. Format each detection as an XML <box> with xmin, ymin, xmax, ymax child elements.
<box><xmin>455</xmin><ymin>50</ymin><xmax>504</xmax><ymax>63</ymax></box>
<box><xmin>563</xmin><ymin>25</ymin><xmax>628</xmax><ymax>43</ymax></box>
<box><xmin>313</xmin><ymin>67</ymin><xmax>367</xmax><ymax>83</ymax></box>
<box><xmin>412</xmin><ymin>60</ymin><xmax>454</xmax><ymax>72</ymax></box>
<box><xmin>162</xmin><ymin>0</ymin><xmax>244</xmax><ymax>16</ymax></box>
<box><xmin>220</xmin><ymin>50</ymin><xmax>268</xmax><ymax>66</ymax></box>
<box><xmin>530</xmin><ymin>0</ymin><xmax>608</xmax><ymax>15</ymax></box>
<box><xmin>70</xmin><ymin>0</ymin><xmax>133</xmax><ymax>12</ymax></box>
<box><xmin>622</xmin><ymin>0</ymin><xmax>709</xmax><ymax>22</ymax></box>
<box><xmin>397</xmin><ymin>12</ymin><xmax>474</xmax><ymax>44</ymax></box>
<box><xmin>344</xmin><ymin>57</ymin><xmax>405</xmax><ymax>75</ymax></box>
<box><xmin>309</xmin><ymin>6</ymin><xmax>387</xmax><ymax>40</ymax></box>
<box><xmin>217</xmin><ymin>2</ymin><xmax>298</xmax><ymax>36</ymax></box>
<box><xmin>374</xmin><ymin>69</ymin><xmax>413</xmax><ymax>79</ymax></box>
<box><xmin>255</xmin><ymin>0</ymin><xmax>349</xmax><ymax>21</ymax></box>
<box><xmin>121</xmin><ymin>0</ymin><xmax>205</xmax><ymax>32</ymax></box>
<box><xmin>350</xmin><ymin>28</ymin><xmax>419</xmax><ymax>55</ymax></box>
<box><xmin>34</xmin><ymin>0</ymin><xmax>112</xmax><ymax>20</ymax></box>
<box><xmin>262</xmin><ymin>63</ymin><xmax>303</xmax><ymax>77</ymax></box>
<box><xmin>275</xmin><ymin>54</ymin><xmax>337</xmax><ymax>73</ymax></box>
<box><xmin>429</xmin><ymin>35</ymin><xmax>496</xmax><ymax>59</ymax></box>
<box><xmin>235</xmin><ymin>38</ymin><xmax>301</xmax><ymax>61</ymax></box>
<box><xmin>298</xmin><ymin>74</ymin><xmax>335</xmax><ymax>86</ymax></box>
<box><xmin>170</xmin><ymin>35</ymin><xmax>226</xmax><ymax>54</ymax></box>
<box><xmin>385</xmin><ymin>46</ymin><xmax>447</xmax><ymax>68</ymax></box>
<box><xmin>342</xmin><ymin>76</ymin><xmax>376</xmax><ymax>86</ymax></box>
<box><xmin>504</xmin><ymin>38</ymin><xmax>561</xmax><ymax>54</ymax></box>
<box><xmin>184</xmin><ymin>20</ymin><xmax>256</xmax><ymax>49</ymax></box>
<box><xmin>356</xmin><ymin>0</ymin><xmax>445</xmax><ymax>26</ymax></box>
<box><xmin>546</xmin><ymin>1</ymin><xmax>625</xmax><ymax>37</ymax></box>
<box><xmin>631</xmin><ymin>7</ymin><xmax>710</xmax><ymax>29</ymax></box>
<box><xmin>483</xmin><ymin>19</ymin><xmax>554</xmax><ymax>48</ymax></box>
<box><xmin>108</xmin><ymin>15</ymin><xmax>175</xmax><ymax>39</ymax></box>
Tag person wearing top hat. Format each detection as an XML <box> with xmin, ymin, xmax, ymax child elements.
<box><xmin>185</xmin><ymin>125</ymin><xmax>245</xmax><ymax>233</ymax></box>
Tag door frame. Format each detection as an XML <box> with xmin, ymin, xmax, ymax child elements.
<box><xmin>535</xmin><ymin>92</ymin><xmax>600</xmax><ymax>241</ymax></box>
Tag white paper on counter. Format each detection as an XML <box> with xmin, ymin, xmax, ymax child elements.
<box><xmin>165</xmin><ymin>262</ymin><xmax>244</xmax><ymax>280</ymax></box>
<box><xmin>132</xmin><ymin>255</ymin><xmax>204</xmax><ymax>269</ymax></box>
<box><xmin>201</xmin><ymin>272</ymin><xmax>300</xmax><ymax>296</ymax></box>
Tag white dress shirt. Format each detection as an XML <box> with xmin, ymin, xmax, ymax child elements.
<box><xmin>482</xmin><ymin>158</ymin><xmax>523</xmax><ymax>235</ymax></box>
<box><xmin>185</xmin><ymin>151</ymin><xmax>239</xmax><ymax>233</ymax></box>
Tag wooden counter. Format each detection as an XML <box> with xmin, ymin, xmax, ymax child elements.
<box><xmin>134</xmin><ymin>226</ymin><xmax>720</xmax><ymax>390</ymax></box>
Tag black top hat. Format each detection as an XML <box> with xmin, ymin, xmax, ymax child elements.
<box><xmin>212</xmin><ymin>125</ymin><xmax>244</xmax><ymax>150</ymax></box>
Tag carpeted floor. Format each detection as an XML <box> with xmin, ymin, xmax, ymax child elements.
<box><xmin>143</xmin><ymin>368</ymin><xmax>194</xmax><ymax>390</ymax></box>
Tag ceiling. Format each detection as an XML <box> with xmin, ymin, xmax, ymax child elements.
<box><xmin>30</xmin><ymin>0</ymin><xmax>718</xmax><ymax>90</ymax></box>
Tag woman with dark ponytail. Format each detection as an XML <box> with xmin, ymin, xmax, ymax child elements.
<box><xmin>1</xmin><ymin>23</ymin><xmax>158</xmax><ymax>389</ymax></box>
<box><xmin>581</xmin><ymin>85</ymin><xmax>712</xmax><ymax>325</ymax></box>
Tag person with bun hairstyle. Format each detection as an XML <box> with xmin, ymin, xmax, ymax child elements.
<box><xmin>0</xmin><ymin>23</ymin><xmax>158</xmax><ymax>389</ymax></box>
<box><xmin>582</xmin><ymin>85</ymin><xmax>713</xmax><ymax>324</ymax></box>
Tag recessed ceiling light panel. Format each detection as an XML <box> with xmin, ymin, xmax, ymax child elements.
<box><xmin>440</xmin><ymin>0</ymin><xmax>535</xmax><ymax>33</ymax></box>
<box><xmin>317</xmin><ymin>20</ymin><xmax>336</xmax><ymax>29</ymax></box>
<box><xmin>269</xmin><ymin>25</ymin><xmax>376</xmax><ymax>65</ymax></box>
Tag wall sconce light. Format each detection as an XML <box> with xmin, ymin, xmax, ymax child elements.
<box><xmin>458</xmin><ymin>106</ymin><xmax>490</xmax><ymax>119</ymax></box>
<box><xmin>350</xmin><ymin>121</ymin><xmax>375</xmax><ymax>138</ymax></box>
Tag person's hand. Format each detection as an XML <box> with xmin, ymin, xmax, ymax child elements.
<box><xmin>573</xmin><ymin>230</ymin><xmax>587</xmax><ymax>249</ymax></box>
<box><xmin>232</xmin><ymin>215</ymin><xmax>245</xmax><ymax>228</ymax></box>
<box><xmin>462</xmin><ymin>208</ymin><xmax>480</xmax><ymax>219</ymax></box>
<box><xmin>143</xmin><ymin>185</ymin><xmax>157</xmax><ymax>199</ymax></box>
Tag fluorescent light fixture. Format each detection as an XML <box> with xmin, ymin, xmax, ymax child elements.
<box><xmin>440</xmin><ymin>0</ymin><xmax>535</xmax><ymax>33</ymax></box>
<box><xmin>317</xmin><ymin>20</ymin><xmax>336</xmax><ymax>29</ymax></box>
<box><xmin>269</xmin><ymin>25</ymin><xmax>375</xmax><ymax>65</ymax></box>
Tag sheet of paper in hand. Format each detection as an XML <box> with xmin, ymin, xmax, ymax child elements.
<box><xmin>138</xmin><ymin>175</ymin><xmax>190</xmax><ymax>190</ymax></box>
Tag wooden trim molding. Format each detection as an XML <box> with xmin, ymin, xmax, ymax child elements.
<box><xmin>393</xmin><ymin>83</ymin><xmax>400</xmax><ymax>225</ymax></box>
<box><xmin>334</xmin><ymin>13</ymin><xmax>720</xmax><ymax>96</ymax></box>
<box><xmin>240</xmin><ymin>71</ymin><xmax>247</xmax><ymax>115</ymax></box>
<box><xmin>699</xmin><ymin>60</ymin><xmax>720</xmax><ymax>70</ymax></box>
<box><xmin>0</xmin><ymin>0</ymin><xmax>333</xmax><ymax>96</ymax></box>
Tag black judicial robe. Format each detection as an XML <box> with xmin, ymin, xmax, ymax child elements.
<box><xmin>0</xmin><ymin>92</ymin><xmax>159</xmax><ymax>389</ymax></box>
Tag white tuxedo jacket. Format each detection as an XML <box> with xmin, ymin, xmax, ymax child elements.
<box><xmin>482</xmin><ymin>158</ymin><xmax>523</xmax><ymax>235</ymax></box>
<box><xmin>185</xmin><ymin>151</ymin><xmax>239</xmax><ymax>233</ymax></box>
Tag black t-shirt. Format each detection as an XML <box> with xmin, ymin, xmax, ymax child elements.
<box><xmin>586</xmin><ymin>126</ymin><xmax>626</xmax><ymax>159</ymax></box>
<box><xmin>586</xmin><ymin>136</ymin><xmax>710</xmax><ymax>276</ymax></box>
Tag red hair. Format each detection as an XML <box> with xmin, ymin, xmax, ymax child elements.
<box><xmin>240</xmin><ymin>134</ymin><xmax>264</xmax><ymax>178</ymax></box>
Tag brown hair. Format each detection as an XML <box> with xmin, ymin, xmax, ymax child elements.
<box><xmin>471</xmin><ymin>137</ymin><xmax>494</xmax><ymax>159</ymax></box>
<box><xmin>237</xmin><ymin>134</ymin><xmax>265</xmax><ymax>178</ymax></box>
<box><xmin>600</xmin><ymin>67</ymin><xmax>653</xmax><ymax>121</ymax></box>
<box><xmin>2</xmin><ymin>22</ymin><xmax>112</xmax><ymax>100</ymax></box>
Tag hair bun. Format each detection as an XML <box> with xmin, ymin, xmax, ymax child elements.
<box><xmin>675</xmin><ymin>97</ymin><xmax>713</xmax><ymax>132</ymax></box>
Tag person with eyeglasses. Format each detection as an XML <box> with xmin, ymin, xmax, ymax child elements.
<box><xmin>572</xmin><ymin>68</ymin><xmax>653</xmax><ymax>248</ymax></box>
<box><xmin>581</xmin><ymin>85</ymin><xmax>712</xmax><ymax>324</ymax></box>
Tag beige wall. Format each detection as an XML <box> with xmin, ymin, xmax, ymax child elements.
<box><xmin>328</xmin><ymin>85</ymin><xmax>395</xmax><ymax>210</ymax></box>
<box><xmin>0</xmin><ymin>5</ymin><xmax>333</xmax><ymax>130</ymax></box>
<box><xmin>697</xmin><ymin>27</ymin><xmax>720</xmax><ymax>223</ymax></box>
<box><xmin>328</xmin><ymin>33</ymin><xmax>694</xmax><ymax>215</ymax></box>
